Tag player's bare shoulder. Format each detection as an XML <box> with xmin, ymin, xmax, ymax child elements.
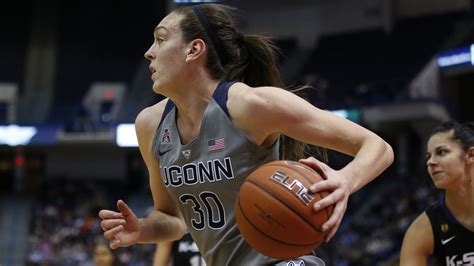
<box><xmin>402</xmin><ymin>212</ymin><xmax>434</xmax><ymax>257</ymax></box>
<box><xmin>227</xmin><ymin>82</ymin><xmax>279</xmax><ymax>119</ymax></box>
<box><xmin>227</xmin><ymin>83</ymin><xmax>283</xmax><ymax>146</ymax></box>
<box><xmin>227</xmin><ymin>82</ymin><xmax>271</xmax><ymax>126</ymax></box>
<box><xmin>135</xmin><ymin>99</ymin><xmax>170</xmax><ymax>141</ymax></box>
<box><xmin>408</xmin><ymin>212</ymin><xmax>433</xmax><ymax>237</ymax></box>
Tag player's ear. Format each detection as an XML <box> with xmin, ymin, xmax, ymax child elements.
<box><xmin>186</xmin><ymin>39</ymin><xmax>206</xmax><ymax>62</ymax></box>
<box><xmin>466</xmin><ymin>147</ymin><xmax>474</xmax><ymax>164</ymax></box>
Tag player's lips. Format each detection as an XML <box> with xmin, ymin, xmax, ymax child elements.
<box><xmin>431</xmin><ymin>170</ymin><xmax>443</xmax><ymax>176</ymax></box>
<box><xmin>149</xmin><ymin>65</ymin><xmax>156</xmax><ymax>73</ymax></box>
<box><xmin>149</xmin><ymin>66</ymin><xmax>157</xmax><ymax>81</ymax></box>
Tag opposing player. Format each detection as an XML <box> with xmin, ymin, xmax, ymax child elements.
<box><xmin>153</xmin><ymin>233</ymin><xmax>205</xmax><ymax>266</ymax></box>
<box><xmin>98</xmin><ymin>4</ymin><xmax>393</xmax><ymax>265</ymax></box>
<box><xmin>92</xmin><ymin>241</ymin><xmax>119</xmax><ymax>266</ymax></box>
<box><xmin>400</xmin><ymin>121</ymin><xmax>474</xmax><ymax>265</ymax></box>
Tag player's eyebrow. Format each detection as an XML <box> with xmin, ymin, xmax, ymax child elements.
<box><xmin>427</xmin><ymin>145</ymin><xmax>448</xmax><ymax>156</ymax></box>
<box><xmin>434</xmin><ymin>145</ymin><xmax>448</xmax><ymax>152</ymax></box>
<box><xmin>154</xmin><ymin>26</ymin><xmax>169</xmax><ymax>35</ymax></box>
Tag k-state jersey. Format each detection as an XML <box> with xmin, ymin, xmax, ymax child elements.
<box><xmin>152</xmin><ymin>82</ymin><xmax>324</xmax><ymax>266</ymax></box>
<box><xmin>172</xmin><ymin>233</ymin><xmax>205</xmax><ymax>266</ymax></box>
<box><xmin>426</xmin><ymin>197</ymin><xmax>474</xmax><ymax>266</ymax></box>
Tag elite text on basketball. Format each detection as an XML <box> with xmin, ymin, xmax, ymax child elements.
<box><xmin>270</xmin><ymin>171</ymin><xmax>314</xmax><ymax>205</ymax></box>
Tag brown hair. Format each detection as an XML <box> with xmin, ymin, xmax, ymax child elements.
<box><xmin>431</xmin><ymin>121</ymin><xmax>474</xmax><ymax>152</ymax></box>
<box><xmin>173</xmin><ymin>4</ymin><xmax>326</xmax><ymax>162</ymax></box>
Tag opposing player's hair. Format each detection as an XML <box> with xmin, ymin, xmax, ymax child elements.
<box><xmin>173</xmin><ymin>4</ymin><xmax>326</xmax><ymax>161</ymax></box>
<box><xmin>431</xmin><ymin>121</ymin><xmax>474</xmax><ymax>152</ymax></box>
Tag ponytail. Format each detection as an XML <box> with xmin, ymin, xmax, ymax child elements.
<box><xmin>227</xmin><ymin>35</ymin><xmax>283</xmax><ymax>87</ymax></box>
<box><xmin>230</xmin><ymin>35</ymin><xmax>327</xmax><ymax>162</ymax></box>
<box><xmin>175</xmin><ymin>4</ymin><xmax>327</xmax><ymax>162</ymax></box>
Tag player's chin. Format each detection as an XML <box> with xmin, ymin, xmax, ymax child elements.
<box><xmin>151</xmin><ymin>83</ymin><xmax>162</xmax><ymax>94</ymax></box>
<box><xmin>432</xmin><ymin>178</ymin><xmax>448</xmax><ymax>189</ymax></box>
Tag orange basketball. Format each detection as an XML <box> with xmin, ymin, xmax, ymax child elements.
<box><xmin>235</xmin><ymin>160</ymin><xmax>334</xmax><ymax>259</ymax></box>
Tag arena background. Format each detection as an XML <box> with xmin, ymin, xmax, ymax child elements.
<box><xmin>0</xmin><ymin>0</ymin><xmax>473</xmax><ymax>265</ymax></box>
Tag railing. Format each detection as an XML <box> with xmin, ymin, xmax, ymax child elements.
<box><xmin>0</xmin><ymin>194</ymin><xmax>32</xmax><ymax>266</ymax></box>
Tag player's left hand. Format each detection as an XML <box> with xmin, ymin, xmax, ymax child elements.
<box><xmin>99</xmin><ymin>200</ymin><xmax>141</xmax><ymax>249</ymax></box>
<box><xmin>299</xmin><ymin>156</ymin><xmax>351</xmax><ymax>242</ymax></box>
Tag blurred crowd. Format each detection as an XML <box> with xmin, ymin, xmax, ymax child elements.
<box><xmin>25</xmin><ymin>180</ymin><xmax>155</xmax><ymax>266</ymax></box>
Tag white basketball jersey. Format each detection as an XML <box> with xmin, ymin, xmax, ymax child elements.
<box><xmin>152</xmin><ymin>82</ymin><xmax>324</xmax><ymax>266</ymax></box>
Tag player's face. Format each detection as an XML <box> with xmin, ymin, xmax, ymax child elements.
<box><xmin>426</xmin><ymin>131</ymin><xmax>466</xmax><ymax>189</ymax></box>
<box><xmin>144</xmin><ymin>12</ymin><xmax>188</xmax><ymax>95</ymax></box>
<box><xmin>93</xmin><ymin>245</ymin><xmax>113</xmax><ymax>266</ymax></box>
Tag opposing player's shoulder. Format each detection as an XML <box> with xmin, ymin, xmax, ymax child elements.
<box><xmin>403</xmin><ymin>212</ymin><xmax>434</xmax><ymax>252</ymax></box>
<box><xmin>409</xmin><ymin>212</ymin><xmax>432</xmax><ymax>233</ymax></box>
<box><xmin>400</xmin><ymin>212</ymin><xmax>435</xmax><ymax>264</ymax></box>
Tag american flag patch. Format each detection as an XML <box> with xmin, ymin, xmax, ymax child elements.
<box><xmin>208</xmin><ymin>137</ymin><xmax>225</xmax><ymax>153</ymax></box>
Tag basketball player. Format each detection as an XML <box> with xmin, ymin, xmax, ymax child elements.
<box><xmin>92</xmin><ymin>241</ymin><xmax>118</xmax><ymax>266</ymax></box>
<box><xmin>98</xmin><ymin>4</ymin><xmax>394</xmax><ymax>265</ymax></box>
<box><xmin>400</xmin><ymin>121</ymin><xmax>474</xmax><ymax>265</ymax></box>
<box><xmin>153</xmin><ymin>233</ymin><xmax>206</xmax><ymax>266</ymax></box>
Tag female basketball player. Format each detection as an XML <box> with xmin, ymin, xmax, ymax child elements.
<box><xmin>92</xmin><ymin>241</ymin><xmax>117</xmax><ymax>266</ymax></box>
<box><xmin>400</xmin><ymin>121</ymin><xmax>474</xmax><ymax>265</ymax></box>
<box><xmin>98</xmin><ymin>4</ymin><xmax>393</xmax><ymax>265</ymax></box>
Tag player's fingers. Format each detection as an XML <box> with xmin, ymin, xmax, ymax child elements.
<box><xmin>299</xmin><ymin>157</ymin><xmax>329</xmax><ymax>175</ymax></box>
<box><xmin>324</xmin><ymin>219</ymin><xmax>341</xmax><ymax>242</ymax></box>
<box><xmin>110</xmin><ymin>239</ymin><xmax>122</xmax><ymax>250</ymax></box>
<box><xmin>101</xmin><ymin>219</ymin><xmax>125</xmax><ymax>231</ymax></box>
<box><xmin>117</xmin><ymin>200</ymin><xmax>134</xmax><ymax>217</ymax></box>
<box><xmin>321</xmin><ymin>200</ymin><xmax>346</xmax><ymax>232</ymax></box>
<box><xmin>103</xmin><ymin>225</ymin><xmax>124</xmax><ymax>241</ymax></box>
<box><xmin>98</xmin><ymin>209</ymin><xmax>124</xmax><ymax>220</ymax></box>
<box><xmin>312</xmin><ymin>185</ymin><xmax>344</xmax><ymax>211</ymax></box>
<box><xmin>309</xmin><ymin>179</ymin><xmax>338</xmax><ymax>193</ymax></box>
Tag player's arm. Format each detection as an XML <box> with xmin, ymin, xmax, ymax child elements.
<box><xmin>228</xmin><ymin>83</ymin><xmax>393</xmax><ymax>240</ymax></box>
<box><xmin>99</xmin><ymin>99</ymin><xmax>186</xmax><ymax>249</ymax></box>
<box><xmin>135</xmin><ymin>99</ymin><xmax>187</xmax><ymax>244</ymax></box>
<box><xmin>153</xmin><ymin>241</ymin><xmax>174</xmax><ymax>266</ymax></box>
<box><xmin>400</xmin><ymin>212</ymin><xmax>434</xmax><ymax>266</ymax></box>
<box><xmin>229</xmin><ymin>83</ymin><xmax>393</xmax><ymax>192</ymax></box>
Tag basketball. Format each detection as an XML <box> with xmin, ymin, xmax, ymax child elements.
<box><xmin>235</xmin><ymin>160</ymin><xmax>334</xmax><ymax>259</ymax></box>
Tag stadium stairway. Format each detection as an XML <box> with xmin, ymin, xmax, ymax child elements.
<box><xmin>0</xmin><ymin>194</ymin><xmax>32</xmax><ymax>266</ymax></box>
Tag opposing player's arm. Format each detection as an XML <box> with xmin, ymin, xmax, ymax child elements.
<box><xmin>400</xmin><ymin>212</ymin><xmax>434</xmax><ymax>266</ymax></box>
<box><xmin>228</xmin><ymin>83</ymin><xmax>393</xmax><ymax>193</ymax></box>
<box><xmin>135</xmin><ymin>99</ymin><xmax>187</xmax><ymax>243</ymax></box>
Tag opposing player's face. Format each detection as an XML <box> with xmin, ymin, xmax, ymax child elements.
<box><xmin>426</xmin><ymin>131</ymin><xmax>466</xmax><ymax>189</ymax></box>
<box><xmin>144</xmin><ymin>12</ymin><xmax>188</xmax><ymax>94</ymax></box>
<box><xmin>93</xmin><ymin>244</ymin><xmax>113</xmax><ymax>266</ymax></box>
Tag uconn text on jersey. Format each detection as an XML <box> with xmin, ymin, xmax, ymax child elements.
<box><xmin>161</xmin><ymin>157</ymin><xmax>235</xmax><ymax>187</ymax></box>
